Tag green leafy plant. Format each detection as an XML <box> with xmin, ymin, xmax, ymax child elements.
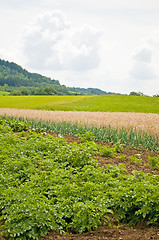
<box><xmin>148</xmin><ymin>155</ymin><xmax>159</xmax><ymax>170</ymax></box>
<box><xmin>117</xmin><ymin>154</ymin><xmax>127</xmax><ymax>161</ymax></box>
<box><xmin>77</xmin><ymin>131</ymin><xmax>95</xmax><ymax>143</ymax></box>
<box><xmin>128</xmin><ymin>154</ymin><xmax>142</xmax><ymax>164</ymax></box>
<box><xmin>113</xmin><ymin>140</ymin><xmax>125</xmax><ymax>153</ymax></box>
<box><xmin>99</xmin><ymin>146</ymin><xmax>114</xmax><ymax>158</ymax></box>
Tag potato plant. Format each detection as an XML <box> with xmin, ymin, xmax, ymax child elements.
<box><xmin>148</xmin><ymin>155</ymin><xmax>159</xmax><ymax>170</ymax></box>
<box><xmin>0</xmin><ymin>118</ymin><xmax>159</xmax><ymax>240</ymax></box>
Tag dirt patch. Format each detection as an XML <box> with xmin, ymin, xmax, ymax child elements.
<box><xmin>40</xmin><ymin>133</ymin><xmax>159</xmax><ymax>240</ymax></box>
<box><xmin>39</xmin><ymin>223</ymin><xmax>159</xmax><ymax>240</ymax></box>
<box><xmin>51</xmin><ymin>134</ymin><xmax>159</xmax><ymax>175</ymax></box>
<box><xmin>0</xmin><ymin>108</ymin><xmax>159</xmax><ymax>135</ymax></box>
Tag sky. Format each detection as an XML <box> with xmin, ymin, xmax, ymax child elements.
<box><xmin>0</xmin><ymin>0</ymin><xmax>159</xmax><ymax>95</ymax></box>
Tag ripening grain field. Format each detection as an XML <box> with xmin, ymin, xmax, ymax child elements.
<box><xmin>0</xmin><ymin>108</ymin><xmax>159</xmax><ymax>136</ymax></box>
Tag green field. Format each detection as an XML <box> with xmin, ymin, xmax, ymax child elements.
<box><xmin>0</xmin><ymin>95</ymin><xmax>159</xmax><ymax>113</ymax></box>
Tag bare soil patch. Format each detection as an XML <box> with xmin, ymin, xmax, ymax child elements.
<box><xmin>0</xmin><ymin>108</ymin><xmax>159</xmax><ymax>135</ymax></box>
<box><xmin>39</xmin><ymin>223</ymin><xmax>159</xmax><ymax>240</ymax></box>
<box><xmin>42</xmin><ymin>134</ymin><xmax>159</xmax><ymax>240</ymax></box>
<box><xmin>49</xmin><ymin>133</ymin><xmax>159</xmax><ymax>175</ymax></box>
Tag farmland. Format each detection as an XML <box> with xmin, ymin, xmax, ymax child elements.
<box><xmin>0</xmin><ymin>95</ymin><xmax>91</xmax><ymax>110</ymax></box>
<box><xmin>0</xmin><ymin>94</ymin><xmax>159</xmax><ymax>240</ymax></box>
<box><xmin>0</xmin><ymin>95</ymin><xmax>159</xmax><ymax>113</ymax></box>
<box><xmin>0</xmin><ymin>108</ymin><xmax>159</xmax><ymax>136</ymax></box>
<box><xmin>0</xmin><ymin>117</ymin><xmax>159</xmax><ymax>240</ymax></box>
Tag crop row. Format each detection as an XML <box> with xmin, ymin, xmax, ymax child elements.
<box><xmin>0</xmin><ymin>116</ymin><xmax>158</xmax><ymax>151</ymax></box>
<box><xmin>0</xmin><ymin>118</ymin><xmax>159</xmax><ymax>239</ymax></box>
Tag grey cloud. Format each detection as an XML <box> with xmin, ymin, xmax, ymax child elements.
<box><xmin>23</xmin><ymin>11</ymin><xmax>102</xmax><ymax>71</ymax></box>
<box><xmin>130</xmin><ymin>62</ymin><xmax>156</xmax><ymax>80</ymax></box>
<box><xmin>68</xmin><ymin>49</ymin><xmax>100</xmax><ymax>71</ymax></box>
<box><xmin>130</xmin><ymin>46</ymin><xmax>156</xmax><ymax>80</ymax></box>
<box><xmin>133</xmin><ymin>48</ymin><xmax>152</xmax><ymax>62</ymax></box>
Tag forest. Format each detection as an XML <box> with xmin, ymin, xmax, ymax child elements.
<box><xmin>0</xmin><ymin>59</ymin><xmax>110</xmax><ymax>96</ymax></box>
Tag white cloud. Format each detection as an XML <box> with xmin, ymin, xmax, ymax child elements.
<box><xmin>23</xmin><ymin>11</ymin><xmax>102</xmax><ymax>71</ymax></box>
<box><xmin>1</xmin><ymin>0</ymin><xmax>159</xmax><ymax>95</ymax></box>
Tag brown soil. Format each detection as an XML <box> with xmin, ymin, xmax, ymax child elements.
<box><xmin>0</xmin><ymin>108</ymin><xmax>159</xmax><ymax>135</ymax></box>
<box><xmin>49</xmin><ymin>133</ymin><xmax>159</xmax><ymax>174</ymax></box>
<box><xmin>41</xmin><ymin>134</ymin><xmax>159</xmax><ymax>240</ymax></box>
<box><xmin>39</xmin><ymin>223</ymin><xmax>159</xmax><ymax>240</ymax></box>
<box><xmin>0</xmin><ymin>109</ymin><xmax>159</xmax><ymax>240</ymax></box>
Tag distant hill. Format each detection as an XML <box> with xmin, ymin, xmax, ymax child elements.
<box><xmin>68</xmin><ymin>87</ymin><xmax>118</xmax><ymax>95</ymax></box>
<box><xmin>0</xmin><ymin>59</ymin><xmax>115</xmax><ymax>95</ymax></box>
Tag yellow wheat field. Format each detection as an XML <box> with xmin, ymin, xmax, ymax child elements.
<box><xmin>0</xmin><ymin>108</ymin><xmax>159</xmax><ymax>135</ymax></box>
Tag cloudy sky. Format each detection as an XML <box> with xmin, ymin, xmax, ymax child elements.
<box><xmin>0</xmin><ymin>0</ymin><xmax>159</xmax><ymax>95</ymax></box>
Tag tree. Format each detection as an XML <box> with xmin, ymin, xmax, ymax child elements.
<box><xmin>10</xmin><ymin>90</ymin><xmax>22</xmax><ymax>96</ymax></box>
<box><xmin>129</xmin><ymin>92</ymin><xmax>144</xmax><ymax>96</ymax></box>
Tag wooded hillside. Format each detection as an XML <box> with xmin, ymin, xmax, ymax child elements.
<box><xmin>0</xmin><ymin>59</ymin><xmax>112</xmax><ymax>95</ymax></box>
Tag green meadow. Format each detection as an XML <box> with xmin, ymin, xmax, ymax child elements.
<box><xmin>0</xmin><ymin>95</ymin><xmax>159</xmax><ymax>113</ymax></box>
